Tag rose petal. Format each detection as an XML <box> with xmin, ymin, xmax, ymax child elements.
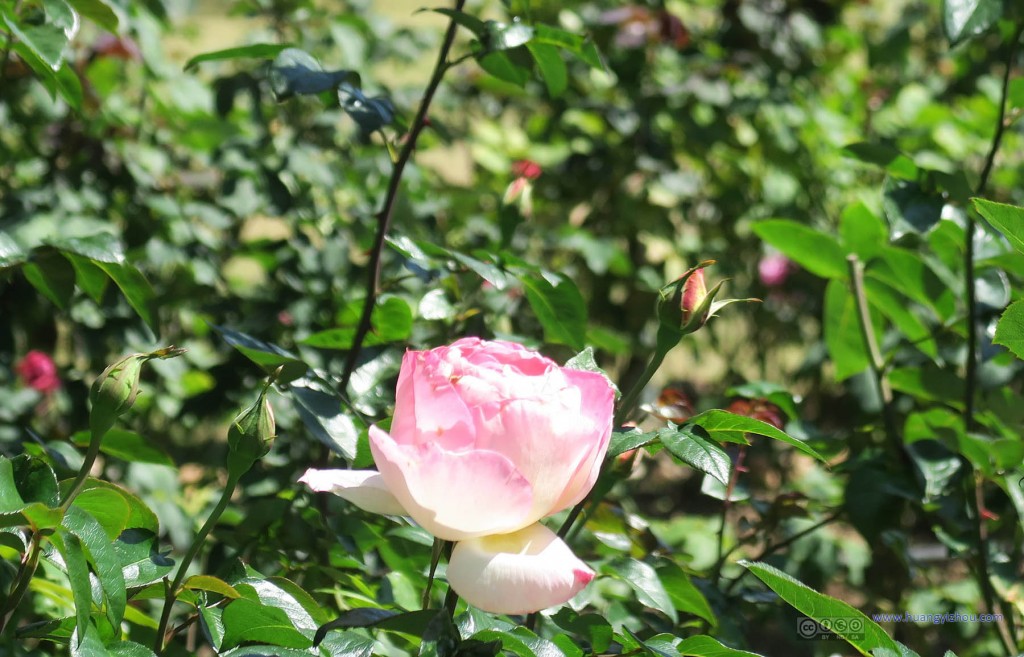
<box><xmin>369</xmin><ymin>426</ymin><xmax>534</xmax><ymax>541</ymax></box>
<box><xmin>447</xmin><ymin>523</ymin><xmax>595</xmax><ymax>614</ymax></box>
<box><xmin>392</xmin><ymin>349</ymin><xmax>476</xmax><ymax>451</ymax></box>
<box><xmin>298</xmin><ymin>468</ymin><xmax>406</xmax><ymax>516</ymax></box>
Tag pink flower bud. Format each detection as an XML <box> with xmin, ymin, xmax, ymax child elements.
<box><xmin>16</xmin><ymin>351</ymin><xmax>60</xmax><ymax>393</ymax></box>
<box><xmin>511</xmin><ymin>159</ymin><xmax>542</xmax><ymax>180</ymax></box>
<box><xmin>758</xmin><ymin>253</ymin><xmax>795</xmax><ymax>287</ymax></box>
<box><xmin>681</xmin><ymin>267</ymin><xmax>708</xmax><ymax>326</ymax></box>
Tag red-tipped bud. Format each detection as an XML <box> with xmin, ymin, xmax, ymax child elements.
<box><xmin>682</xmin><ymin>268</ymin><xmax>708</xmax><ymax>327</ymax></box>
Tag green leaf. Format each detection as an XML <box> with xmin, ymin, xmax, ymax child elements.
<box><xmin>688</xmin><ymin>410</ymin><xmax>824</xmax><ymax>460</ymax></box>
<box><xmin>183</xmin><ymin>575</ymin><xmax>241</xmax><ymax>599</ymax></box>
<box><xmin>974</xmin><ymin>198</ymin><xmax>1024</xmax><ymax>256</ymax></box>
<box><xmin>863</xmin><ymin>279</ymin><xmax>937</xmax><ymax>359</ymax></box>
<box><xmin>71</xmin><ymin>487</ymin><xmax>131</xmax><ymax>540</ymax></box>
<box><xmin>113</xmin><ymin>528</ymin><xmax>174</xmax><ymax>588</ymax></box>
<box><xmin>63</xmin><ymin>506</ymin><xmax>127</xmax><ymax>629</ymax></box>
<box><xmin>2</xmin><ymin>11</ymin><xmax>67</xmax><ymax>70</ymax></box>
<box><xmin>889</xmin><ymin>366</ymin><xmax>964</xmax><ymax>408</ymax></box>
<box><xmin>0</xmin><ymin>231</ymin><xmax>27</xmax><ymax>269</ymax></box>
<box><xmin>607</xmin><ymin>559</ymin><xmax>678</xmax><ymax>623</ymax></box>
<box><xmin>520</xmin><ymin>273</ymin><xmax>587</xmax><ymax>350</ymax></box>
<box><xmin>478</xmin><ymin>50</ymin><xmax>530</xmax><ymax>87</ymax></box>
<box><xmin>92</xmin><ymin>261</ymin><xmax>156</xmax><ymax>329</ymax></box>
<box><xmin>212</xmin><ymin>324</ymin><xmax>308</xmax><ymax>383</ymax></box>
<box><xmin>882</xmin><ymin>178</ymin><xmax>944</xmax><ymax>238</ymax></box>
<box><xmin>337</xmin><ymin>82</ymin><xmax>395</xmax><ymax>134</ymax></box>
<box><xmin>11</xmin><ymin>454</ymin><xmax>59</xmax><ymax>507</ymax></box>
<box><xmin>80</xmin><ymin>480</ymin><xmax>159</xmax><ymax>533</ymax></box>
<box><xmin>302</xmin><ymin>296</ymin><xmax>412</xmax><ymax>349</ymax></box>
<box><xmin>220</xmin><ymin>598</ymin><xmax>313</xmax><ymax>650</ymax></box>
<box><xmin>994</xmin><ymin>300</ymin><xmax>1024</xmax><ymax>360</ymax></box>
<box><xmin>607</xmin><ymin>429</ymin><xmax>659</xmax><ymax>458</ymax></box>
<box><xmin>71</xmin><ymin>429</ymin><xmax>174</xmax><ymax>467</ymax></box>
<box><xmin>70</xmin><ymin>623</ymin><xmax>111</xmax><ymax>657</ymax></box>
<box><xmin>533</xmin><ymin>24</ymin><xmax>603</xmax><ymax>69</ymax></box>
<box><xmin>659</xmin><ymin>426</ymin><xmax>731</xmax><ymax>486</ymax></box>
<box><xmin>107</xmin><ymin>641</ymin><xmax>158</xmax><ymax>657</ymax></box>
<box><xmin>270</xmin><ymin>47</ymin><xmax>357</xmax><ymax>100</ymax></box>
<box><xmin>483</xmin><ymin>20</ymin><xmax>534</xmax><ymax>50</ymax></box>
<box><xmin>752</xmin><ymin>220</ymin><xmax>848</xmax><ymax>280</ymax></box>
<box><xmin>65</xmin><ymin>0</ymin><xmax>118</xmax><ymax>31</ymax></box>
<box><xmin>23</xmin><ymin>250</ymin><xmax>76</xmax><ymax>309</ymax></box>
<box><xmin>52</xmin><ymin>528</ymin><xmax>94</xmax><ymax>648</ymax></box>
<box><xmin>839</xmin><ymin>202</ymin><xmax>888</xmax><ymax>261</ymax></box>
<box><xmin>184</xmin><ymin>43</ymin><xmax>292</xmax><ymax>70</ymax></box>
<box><xmin>743</xmin><ymin>561</ymin><xmax>900</xmax><ymax>656</ymax></box>
<box><xmin>675</xmin><ymin>635</ymin><xmax>763</xmax><ymax>657</ymax></box>
<box><xmin>841</xmin><ymin>142</ymin><xmax>918</xmax><ymax>179</ymax></box>
<box><xmin>549</xmin><ymin>609</ymin><xmax>612</xmax><ymax>653</ymax></box>
<box><xmin>64</xmin><ymin>254</ymin><xmax>111</xmax><ymax>302</ymax></box>
<box><xmin>823</xmin><ymin>279</ymin><xmax>872</xmax><ymax>381</ymax></box>
<box><xmin>944</xmin><ymin>0</ymin><xmax>1002</xmax><ymax>45</ymax></box>
<box><xmin>0</xmin><ymin>457</ymin><xmax>26</xmax><ymax>513</ymax></box>
<box><xmin>655</xmin><ymin>561</ymin><xmax>716</xmax><ymax>625</ymax></box>
<box><xmin>48</xmin><ymin>233</ymin><xmax>125</xmax><ymax>264</ymax></box>
<box><xmin>526</xmin><ymin>42</ymin><xmax>567</xmax><ymax>97</ymax></box>
<box><xmin>289</xmin><ymin>378</ymin><xmax>361</xmax><ymax>460</ymax></box>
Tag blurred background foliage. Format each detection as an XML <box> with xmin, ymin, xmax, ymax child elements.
<box><xmin>3</xmin><ymin>0</ymin><xmax>1024</xmax><ymax>655</ymax></box>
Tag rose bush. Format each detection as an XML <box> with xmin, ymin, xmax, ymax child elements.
<box><xmin>301</xmin><ymin>337</ymin><xmax>615</xmax><ymax>614</ymax></box>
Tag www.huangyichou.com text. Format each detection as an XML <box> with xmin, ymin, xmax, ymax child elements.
<box><xmin>871</xmin><ymin>612</ymin><xmax>1005</xmax><ymax>624</ymax></box>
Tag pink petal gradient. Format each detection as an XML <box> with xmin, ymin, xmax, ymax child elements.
<box><xmin>369</xmin><ymin>426</ymin><xmax>534</xmax><ymax>541</ymax></box>
<box><xmin>447</xmin><ymin>523</ymin><xmax>595</xmax><ymax>614</ymax></box>
<box><xmin>298</xmin><ymin>469</ymin><xmax>406</xmax><ymax>516</ymax></box>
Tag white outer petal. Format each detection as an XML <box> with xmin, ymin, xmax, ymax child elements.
<box><xmin>298</xmin><ymin>468</ymin><xmax>406</xmax><ymax>516</ymax></box>
<box><xmin>447</xmin><ymin>523</ymin><xmax>595</xmax><ymax>615</ymax></box>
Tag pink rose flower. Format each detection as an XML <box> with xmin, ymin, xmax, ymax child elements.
<box><xmin>301</xmin><ymin>337</ymin><xmax>615</xmax><ymax>614</ymax></box>
<box><xmin>758</xmin><ymin>253</ymin><xmax>795</xmax><ymax>287</ymax></box>
<box><xmin>16</xmin><ymin>350</ymin><xmax>60</xmax><ymax>393</ymax></box>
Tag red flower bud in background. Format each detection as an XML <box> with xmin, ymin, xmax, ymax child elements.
<box><xmin>726</xmin><ymin>398</ymin><xmax>785</xmax><ymax>430</ymax></box>
<box><xmin>16</xmin><ymin>351</ymin><xmax>60</xmax><ymax>393</ymax></box>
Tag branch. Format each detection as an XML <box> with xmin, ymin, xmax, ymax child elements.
<box><xmin>339</xmin><ymin>0</ymin><xmax>467</xmax><ymax>392</ymax></box>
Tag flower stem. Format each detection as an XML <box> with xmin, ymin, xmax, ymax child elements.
<box><xmin>845</xmin><ymin>255</ymin><xmax>898</xmax><ymax>445</ymax></box>
<box><xmin>338</xmin><ymin>0</ymin><xmax>467</xmax><ymax>394</ymax></box>
<box><xmin>154</xmin><ymin>472</ymin><xmax>240</xmax><ymax>654</ymax></box>
<box><xmin>963</xmin><ymin>24</ymin><xmax>1023</xmax><ymax>657</ymax></box>
<box><xmin>60</xmin><ymin>428</ymin><xmax>105</xmax><ymax>512</ymax></box>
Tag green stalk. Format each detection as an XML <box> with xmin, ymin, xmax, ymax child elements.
<box><xmin>155</xmin><ymin>472</ymin><xmax>241</xmax><ymax>654</ymax></box>
<box><xmin>60</xmin><ymin>430</ymin><xmax>104</xmax><ymax>512</ymax></box>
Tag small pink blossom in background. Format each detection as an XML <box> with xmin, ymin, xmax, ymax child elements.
<box><xmin>758</xmin><ymin>253</ymin><xmax>796</xmax><ymax>287</ymax></box>
<box><xmin>16</xmin><ymin>350</ymin><xmax>60</xmax><ymax>393</ymax></box>
<box><xmin>511</xmin><ymin>159</ymin><xmax>542</xmax><ymax>180</ymax></box>
<box><xmin>301</xmin><ymin>337</ymin><xmax>615</xmax><ymax>614</ymax></box>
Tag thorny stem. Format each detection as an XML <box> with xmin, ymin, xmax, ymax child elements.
<box><xmin>711</xmin><ymin>447</ymin><xmax>747</xmax><ymax>586</ymax></box>
<box><xmin>339</xmin><ymin>0</ymin><xmax>467</xmax><ymax>394</ymax></box>
<box><xmin>723</xmin><ymin>511</ymin><xmax>842</xmax><ymax>596</ymax></box>
<box><xmin>964</xmin><ymin>24</ymin><xmax>1023</xmax><ymax>656</ymax></box>
<box><xmin>0</xmin><ymin>530</ymin><xmax>42</xmax><ymax>635</ymax></box>
<box><xmin>155</xmin><ymin>473</ymin><xmax>241</xmax><ymax>654</ymax></box>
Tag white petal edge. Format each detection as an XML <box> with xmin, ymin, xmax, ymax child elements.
<box><xmin>298</xmin><ymin>468</ymin><xmax>407</xmax><ymax>516</ymax></box>
<box><xmin>447</xmin><ymin>523</ymin><xmax>595</xmax><ymax>615</ymax></box>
